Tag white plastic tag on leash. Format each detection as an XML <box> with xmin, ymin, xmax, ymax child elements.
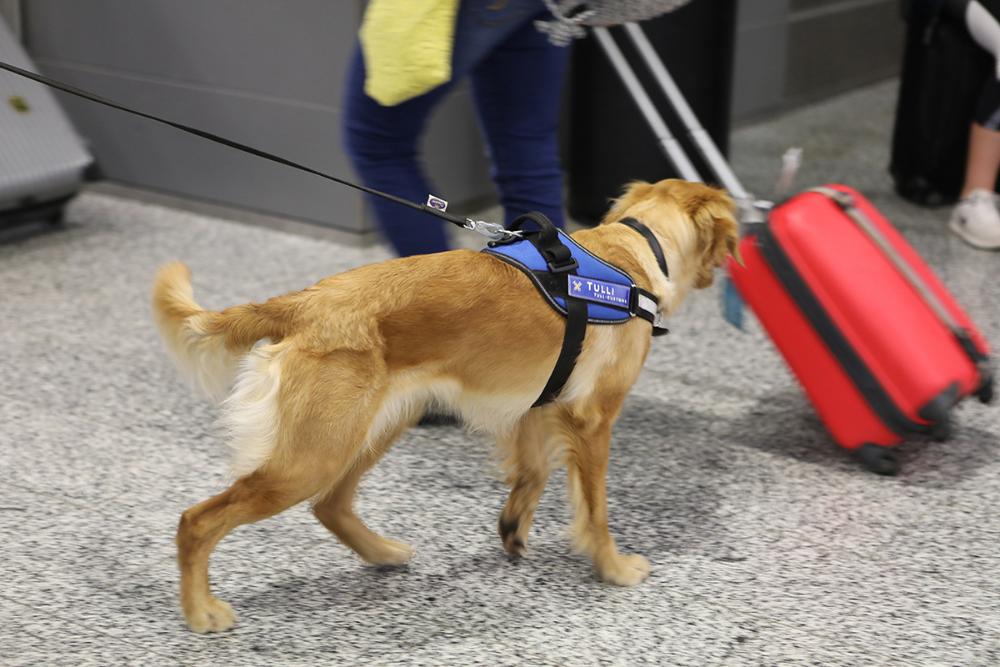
<box><xmin>426</xmin><ymin>194</ymin><xmax>449</xmax><ymax>211</ymax></box>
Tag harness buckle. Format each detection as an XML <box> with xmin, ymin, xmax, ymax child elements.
<box><xmin>547</xmin><ymin>256</ymin><xmax>579</xmax><ymax>274</ymax></box>
<box><xmin>463</xmin><ymin>219</ymin><xmax>522</xmax><ymax>242</ymax></box>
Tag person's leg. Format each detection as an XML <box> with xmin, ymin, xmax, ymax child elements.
<box><xmin>950</xmin><ymin>79</ymin><xmax>1000</xmax><ymax>247</ymax></box>
<box><xmin>343</xmin><ymin>1</ymin><xmax>557</xmax><ymax>256</ymax></box>
<box><xmin>964</xmin><ymin>56</ymin><xmax>1000</xmax><ymax>194</ymax></box>
<box><xmin>469</xmin><ymin>12</ymin><xmax>570</xmax><ymax>228</ymax></box>
<box><xmin>343</xmin><ymin>46</ymin><xmax>453</xmax><ymax>256</ymax></box>
<box><xmin>962</xmin><ymin>123</ymin><xmax>1000</xmax><ymax>197</ymax></box>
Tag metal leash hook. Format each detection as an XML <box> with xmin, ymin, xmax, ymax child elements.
<box><xmin>463</xmin><ymin>218</ymin><xmax>523</xmax><ymax>242</ymax></box>
<box><xmin>425</xmin><ymin>194</ymin><xmax>522</xmax><ymax>242</ymax></box>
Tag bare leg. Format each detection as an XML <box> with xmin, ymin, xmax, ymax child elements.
<box><xmin>561</xmin><ymin>405</ymin><xmax>649</xmax><ymax>586</ymax></box>
<box><xmin>497</xmin><ymin>409</ymin><xmax>557</xmax><ymax>556</ymax></box>
<box><xmin>963</xmin><ymin>122</ymin><xmax>1000</xmax><ymax>197</ymax></box>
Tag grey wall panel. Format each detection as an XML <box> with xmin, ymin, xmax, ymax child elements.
<box><xmin>35</xmin><ymin>63</ymin><xmax>492</xmax><ymax>232</ymax></box>
<box><xmin>0</xmin><ymin>0</ymin><xmax>21</xmax><ymax>39</ymax></box>
<box><xmin>41</xmin><ymin>61</ymin><xmax>363</xmax><ymax>229</ymax></box>
<box><xmin>739</xmin><ymin>0</ymin><xmax>791</xmax><ymax>24</ymax></box>
<box><xmin>731</xmin><ymin>0</ymin><xmax>902</xmax><ymax>119</ymax></box>
<box><xmin>20</xmin><ymin>0</ymin><xmax>494</xmax><ymax>233</ymax></box>
<box><xmin>16</xmin><ymin>1</ymin><xmax>904</xmax><ymax>229</ymax></box>
<box><xmin>790</xmin><ymin>0</ymin><xmax>846</xmax><ymax>9</ymax></box>
<box><xmin>24</xmin><ymin>0</ymin><xmax>356</xmax><ymax>108</ymax></box>
<box><xmin>785</xmin><ymin>0</ymin><xmax>903</xmax><ymax>103</ymax></box>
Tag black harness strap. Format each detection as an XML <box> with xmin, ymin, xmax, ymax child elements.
<box><xmin>505</xmin><ymin>213</ymin><xmax>588</xmax><ymax>408</ymax></box>
<box><xmin>535</xmin><ymin>288</ymin><xmax>588</xmax><ymax>406</ymax></box>
<box><xmin>508</xmin><ymin>214</ymin><xmax>673</xmax><ymax>407</ymax></box>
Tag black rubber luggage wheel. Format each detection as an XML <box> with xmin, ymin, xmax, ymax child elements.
<box><xmin>930</xmin><ymin>416</ymin><xmax>952</xmax><ymax>443</ymax></box>
<box><xmin>977</xmin><ymin>376</ymin><xmax>995</xmax><ymax>405</ymax></box>
<box><xmin>856</xmin><ymin>443</ymin><xmax>901</xmax><ymax>476</ymax></box>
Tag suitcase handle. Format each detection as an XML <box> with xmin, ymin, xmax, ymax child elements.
<box><xmin>620</xmin><ymin>23</ymin><xmax>751</xmax><ymax>202</ymax></box>
<box><xmin>592</xmin><ymin>23</ymin><xmax>764</xmax><ymax>330</ymax></box>
<box><xmin>591</xmin><ymin>26</ymin><xmax>701</xmax><ymax>183</ymax></box>
<box><xmin>810</xmin><ymin>186</ymin><xmax>992</xmax><ymax>375</ymax></box>
<box><xmin>592</xmin><ymin>24</ymin><xmax>765</xmax><ymax>225</ymax></box>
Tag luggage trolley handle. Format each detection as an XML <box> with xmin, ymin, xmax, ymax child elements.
<box><xmin>592</xmin><ymin>23</ymin><xmax>763</xmax><ymax>330</ymax></box>
<box><xmin>591</xmin><ymin>27</ymin><xmax>701</xmax><ymax>184</ymax></box>
<box><xmin>592</xmin><ymin>24</ymin><xmax>766</xmax><ymax>225</ymax></box>
<box><xmin>812</xmin><ymin>186</ymin><xmax>993</xmax><ymax>379</ymax></box>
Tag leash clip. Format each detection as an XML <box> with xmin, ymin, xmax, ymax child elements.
<box><xmin>464</xmin><ymin>218</ymin><xmax>522</xmax><ymax>242</ymax></box>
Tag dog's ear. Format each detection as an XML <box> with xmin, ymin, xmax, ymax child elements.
<box><xmin>603</xmin><ymin>181</ymin><xmax>655</xmax><ymax>224</ymax></box>
<box><xmin>685</xmin><ymin>185</ymin><xmax>740</xmax><ymax>288</ymax></box>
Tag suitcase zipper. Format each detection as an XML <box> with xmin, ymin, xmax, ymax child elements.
<box><xmin>809</xmin><ymin>187</ymin><xmax>993</xmax><ymax>389</ymax></box>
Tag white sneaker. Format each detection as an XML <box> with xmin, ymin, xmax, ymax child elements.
<box><xmin>950</xmin><ymin>189</ymin><xmax>1000</xmax><ymax>250</ymax></box>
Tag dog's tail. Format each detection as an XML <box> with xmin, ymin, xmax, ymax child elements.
<box><xmin>152</xmin><ymin>261</ymin><xmax>289</xmax><ymax>401</ymax></box>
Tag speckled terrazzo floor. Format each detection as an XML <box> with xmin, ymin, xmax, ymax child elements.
<box><xmin>3</xmin><ymin>79</ymin><xmax>1000</xmax><ymax>666</ymax></box>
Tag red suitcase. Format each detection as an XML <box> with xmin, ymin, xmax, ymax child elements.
<box><xmin>593</xmin><ymin>24</ymin><xmax>993</xmax><ymax>474</ymax></box>
<box><xmin>729</xmin><ymin>185</ymin><xmax>993</xmax><ymax>474</ymax></box>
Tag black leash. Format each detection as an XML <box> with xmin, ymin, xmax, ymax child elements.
<box><xmin>2</xmin><ymin>60</ymin><xmax>674</xmax><ymax>409</ymax></box>
<box><xmin>0</xmin><ymin>60</ymin><xmax>516</xmax><ymax>240</ymax></box>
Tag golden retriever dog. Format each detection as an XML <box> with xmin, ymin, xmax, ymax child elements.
<box><xmin>152</xmin><ymin>179</ymin><xmax>738</xmax><ymax>633</ymax></box>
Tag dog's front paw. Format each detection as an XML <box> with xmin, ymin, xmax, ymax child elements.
<box><xmin>364</xmin><ymin>538</ymin><xmax>415</xmax><ymax>567</ymax></box>
<box><xmin>598</xmin><ymin>553</ymin><xmax>650</xmax><ymax>587</ymax></box>
<box><xmin>502</xmin><ymin>533</ymin><xmax>527</xmax><ymax>557</ymax></box>
<box><xmin>183</xmin><ymin>596</ymin><xmax>236</xmax><ymax>634</ymax></box>
<box><xmin>498</xmin><ymin>516</ymin><xmax>528</xmax><ymax>557</ymax></box>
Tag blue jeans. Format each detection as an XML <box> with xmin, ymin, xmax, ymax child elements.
<box><xmin>344</xmin><ymin>0</ymin><xmax>569</xmax><ymax>256</ymax></box>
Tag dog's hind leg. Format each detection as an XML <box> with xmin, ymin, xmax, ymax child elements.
<box><xmin>560</xmin><ymin>400</ymin><xmax>650</xmax><ymax>587</ymax></box>
<box><xmin>176</xmin><ymin>467</ymin><xmax>327</xmax><ymax>633</ymax></box>
<box><xmin>497</xmin><ymin>409</ymin><xmax>557</xmax><ymax>556</ymax></box>
<box><xmin>176</xmin><ymin>348</ymin><xmax>383</xmax><ymax>633</ymax></box>
<box><xmin>311</xmin><ymin>421</ymin><xmax>416</xmax><ymax>566</ymax></box>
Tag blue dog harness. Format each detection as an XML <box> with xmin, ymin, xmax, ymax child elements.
<box><xmin>483</xmin><ymin>212</ymin><xmax>669</xmax><ymax>407</ymax></box>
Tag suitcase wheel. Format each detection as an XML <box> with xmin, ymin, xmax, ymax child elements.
<box><xmin>977</xmin><ymin>376</ymin><xmax>994</xmax><ymax>405</ymax></box>
<box><xmin>855</xmin><ymin>443</ymin><xmax>901</xmax><ymax>476</ymax></box>
<box><xmin>930</xmin><ymin>416</ymin><xmax>952</xmax><ymax>443</ymax></box>
<box><xmin>46</xmin><ymin>206</ymin><xmax>66</xmax><ymax>226</ymax></box>
<box><xmin>918</xmin><ymin>386</ymin><xmax>957</xmax><ymax>442</ymax></box>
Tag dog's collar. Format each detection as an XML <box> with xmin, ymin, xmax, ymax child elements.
<box><xmin>616</xmin><ymin>217</ymin><xmax>670</xmax><ymax>283</ymax></box>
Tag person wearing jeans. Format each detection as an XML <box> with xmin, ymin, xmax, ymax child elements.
<box><xmin>343</xmin><ymin>1</ymin><xmax>569</xmax><ymax>257</ymax></box>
